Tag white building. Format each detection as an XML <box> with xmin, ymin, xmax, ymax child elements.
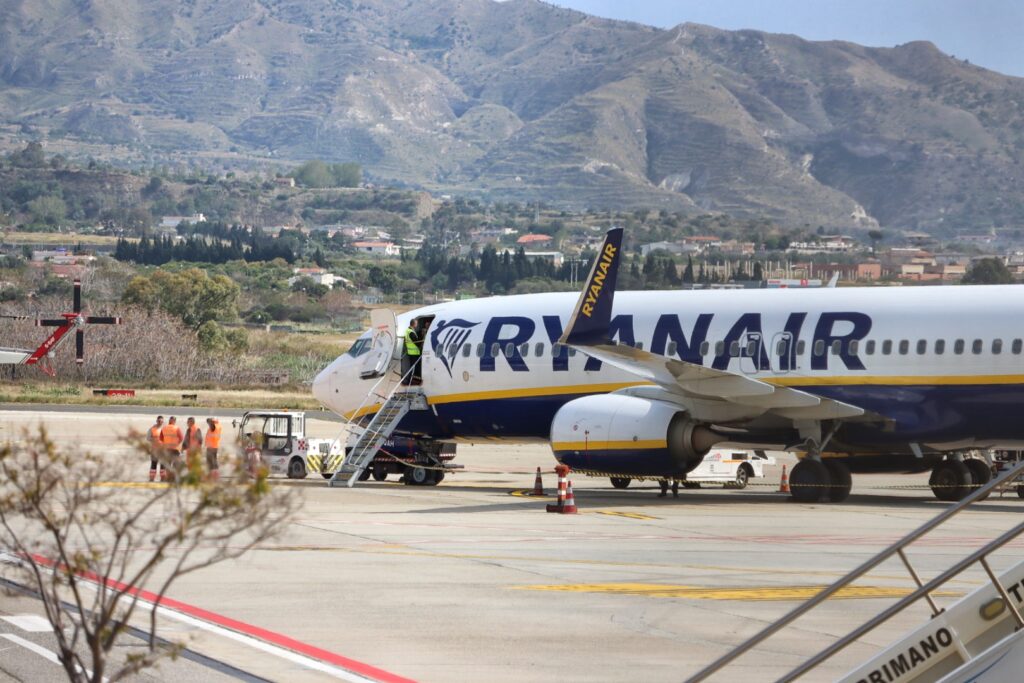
<box><xmin>351</xmin><ymin>241</ymin><xmax>401</xmax><ymax>257</ymax></box>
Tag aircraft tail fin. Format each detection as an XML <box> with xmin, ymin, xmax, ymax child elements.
<box><xmin>560</xmin><ymin>227</ymin><xmax>623</xmax><ymax>346</ymax></box>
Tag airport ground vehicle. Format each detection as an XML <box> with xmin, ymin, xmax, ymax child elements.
<box><xmin>235</xmin><ymin>410</ymin><xmax>329</xmax><ymax>479</ymax></box>
<box><xmin>608</xmin><ymin>450</ymin><xmax>776</xmax><ymax>490</ymax></box>
<box><xmin>235</xmin><ymin>410</ymin><xmax>458</xmax><ymax>483</ymax></box>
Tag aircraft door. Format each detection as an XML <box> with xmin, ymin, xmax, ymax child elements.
<box><xmin>770</xmin><ymin>332</ymin><xmax>794</xmax><ymax>375</ymax></box>
<box><xmin>359</xmin><ymin>309</ymin><xmax>397</xmax><ymax>379</ymax></box>
<box><xmin>739</xmin><ymin>331</ymin><xmax>763</xmax><ymax>375</ymax></box>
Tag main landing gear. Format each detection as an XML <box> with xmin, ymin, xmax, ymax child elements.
<box><xmin>788</xmin><ymin>423</ymin><xmax>851</xmax><ymax>503</ymax></box>
<box><xmin>789</xmin><ymin>458</ymin><xmax>852</xmax><ymax>503</ymax></box>
<box><xmin>929</xmin><ymin>455</ymin><xmax>991</xmax><ymax>501</ymax></box>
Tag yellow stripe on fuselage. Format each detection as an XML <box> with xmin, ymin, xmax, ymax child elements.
<box><xmin>344</xmin><ymin>373</ymin><xmax>1024</xmax><ymax>420</ymax></box>
<box><xmin>767</xmin><ymin>373</ymin><xmax>1024</xmax><ymax>387</ymax></box>
<box><xmin>552</xmin><ymin>439</ymin><xmax>668</xmax><ymax>452</ymax></box>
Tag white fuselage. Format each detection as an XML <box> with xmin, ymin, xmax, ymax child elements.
<box><xmin>313</xmin><ymin>286</ymin><xmax>1024</xmax><ymax>453</ymax></box>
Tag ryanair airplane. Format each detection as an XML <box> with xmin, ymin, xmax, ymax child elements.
<box><xmin>313</xmin><ymin>228</ymin><xmax>1022</xmax><ymax>502</ymax></box>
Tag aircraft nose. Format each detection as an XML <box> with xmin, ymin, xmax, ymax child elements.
<box><xmin>311</xmin><ymin>363</ymin><xmax>334</xmax><ymax>409</ymax></box>
<box><xmin>311</xmin><ymin>353</ymin><xmax>360</xmax><ymax>416</ymax></box>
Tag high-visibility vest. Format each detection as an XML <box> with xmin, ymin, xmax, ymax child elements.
<box><xmin>206</xmin><ymin>421</ymin><xmax>221</xmax><ymax>449</ymax></box>
<box><xmin>404</xmin><ymin>327</ymin><xmax>420</xmax><ymax>356</ymax></box>
<box><xmin>184</xmin><ymin>425</ymin><xmax>201</xmax><ymax>450</ymax></box>
<box><xmin>149</xmin><ymin>425</ymin><xmax>161</xmax><ymax>444</ymax></box>
<box><xmin>161</xmin><ymin>424</ymin><xmax>182</xmax><ymax>448</ymax></box>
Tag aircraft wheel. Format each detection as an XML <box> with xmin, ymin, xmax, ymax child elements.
<box><xmin>287</xmin><ymin>458</ymin><xmax>307</xmax><ymax>480</ymax></box>
<box><xmin>930</xmin><ymin>460</ymin><xmax>972</xmax><ymax>501</ymax></box>
<box><xmin>610</xmin><ymin>477</ymin><xmax>631</xmax><ymax>489</ymax></box>
<box><xmin>372</xmin><ymin>462</ymin><xmax>388</xmax><ymax>481</ymax></box>
<box><xmin>1017</xmin><ymin>484</ymin><xmax>1024</xmax><ymax>499</ymax></box>
<box><xmin>405</xmin><ymin>466</ymin><xmax>430</xmax><ymax>486</ymax></box>
<box><xmin>732</xmin><ymin>466</ymin><xmax>751</xmax><ymax>490</ymax></box>
<box><xmin>433</xmin><ymin>470</ymin><xmax>445</xmax><ymax>485</ymax></box>
<box><xmin>789</xmin><ymin>459</ymin><xmax>830</xmax><ymax>503</ymax></box>
<box><xmin>823</xmin><ymin>460</ymin><xmax>852</xmax><ymax>503</ymax></box>
<box><xmin>964</xmin><ymin>459</ymin><xmax>992</xmax><ymax>500</ymax></box>
<box><xmin>358</xmin><ymin>468</ymin><xmax>371</xmax><ymax>481</ymax></box>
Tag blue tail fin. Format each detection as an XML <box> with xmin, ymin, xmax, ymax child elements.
<box><xmin>560</xmin><ymin>227</ymin><xmax>623</xmax><ymax>346</ymax></box>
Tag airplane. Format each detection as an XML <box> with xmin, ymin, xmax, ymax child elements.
<box><xmin>0</xmin><ymin>279</ymin><xmax>121</xmax><ymax>375</ymax></box>
<box><xmin>312</xmin><ymin>227</ymin><xmax>1022</xmax><ymax>503</ymax></box>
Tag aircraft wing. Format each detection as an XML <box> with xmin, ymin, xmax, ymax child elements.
<box><xmin>559</xmin><ymin>228</ymin><xmax>866</xmax><ymax>421</ymax></box>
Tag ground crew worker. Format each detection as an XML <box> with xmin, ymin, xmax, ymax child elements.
<box><xmin>658</xmin><ymin>478</ymin><xmax>680</xmax><ymax>498</ymax></box>
<box><xmin>182</xmin><ymin>417</ymin><xmax>203</xmax><ymax>473</ymax></box>
<box><xmin>160</xmin><ymin>416</ymin><xmax>183</xmax><ymax>481</ymax></box>
<box><xmin>148</xmin><ymin>415</ymin><xmax>164</xmax><ymax>482</ymax></box>
<box><xmin>205</xmin><ymin>418</ymin><xmax>221</xmax><ymax>481</ymax></box>
<box><xmin>402</xmin><ymin>319</ymin><xmax>422</xmax><ymax>385</ymax></box>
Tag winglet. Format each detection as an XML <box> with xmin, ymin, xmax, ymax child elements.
<box><xmin>560</xmin><ymin>227</ymin><xmax>623</xmax><ymax>346</ymax></box>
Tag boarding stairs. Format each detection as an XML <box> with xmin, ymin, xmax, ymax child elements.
<box><xmin>687</xmin><ymin>458</ymin><xmax>1024</xmax><ymax>683</ymax></box>
<box><xmin>327</xmin><ymin>379</ymin><xmax>428</xmax><ymax>488</ymax></box>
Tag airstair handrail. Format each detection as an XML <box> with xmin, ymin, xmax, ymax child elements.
<box><xmin>685</xmin><ymin>457</ymin><xmax>1024</xmax><ymax>683</ymax></box>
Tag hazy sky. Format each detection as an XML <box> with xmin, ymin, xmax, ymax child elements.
<box><xmin>551</xmin><ymin>0</ymin><xmax>1024</xmax><ymax>77</ymax></box>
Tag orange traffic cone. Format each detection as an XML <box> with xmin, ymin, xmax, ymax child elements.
<box><xmin>531</xmin><ymin>467</ymin><xmax>545</xmax><ymax>496</ymax></box>
<box><xmin>778</xmin><ymin>464</ymin><xmax>790</xmax><ymax>493</ymax></box>
<box><xmin>560</xmin><ymin>479</ymin><xmax>579</xmax><ymax>514</ymax></box>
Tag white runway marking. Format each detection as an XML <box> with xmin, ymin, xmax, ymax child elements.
<box><xmin>2</xmin><ymin>614</ymin><xmax>53</xmax><ymax>632</ymax></box>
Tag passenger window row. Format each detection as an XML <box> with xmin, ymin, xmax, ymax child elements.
<box><xmin>442</xmin><ymin>337</ymin><xmax>1024</xmax><ymax>360</ymax></box>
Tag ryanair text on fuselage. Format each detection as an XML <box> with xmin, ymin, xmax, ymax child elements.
<box><xmin>430</xmin><ymin>310</ymin><xmax>872</xmax><ymax>374</ymax></box>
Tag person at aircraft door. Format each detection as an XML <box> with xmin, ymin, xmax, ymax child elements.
<box><xmin>403</xmin><ymin>319</ymin><xmax>422</xmax><ymax>385</ymax></box>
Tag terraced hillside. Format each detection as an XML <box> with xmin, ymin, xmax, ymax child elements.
<box><xmin>2</xmin><ymin>0</ymin><xmax>1023</xmax><ymax>231</ymax></box>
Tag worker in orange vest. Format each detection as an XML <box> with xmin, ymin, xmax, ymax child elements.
<box><xmin>205</xmin><ymin>418</ymin><xmax>222</xmax><ymax>481</ymax></box>
<box><xmin>182</xmin><ymin>417</ymin><xmax>204</xmax><ymax>473</ymax></box>
<box><xmin>147</xmin><ymin>415</ymin><xmax>164</xmax><ymax>482</ymax></box>
<box><xmin>160</xmin><ymin>416</ymin><xmax>184</xmax><ymax>481</ymax></box>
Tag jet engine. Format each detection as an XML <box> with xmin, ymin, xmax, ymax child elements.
<box><xmin>549</xmin><ymin>394</ymin><xmax>723</xmax><ymax>477</ymax></box>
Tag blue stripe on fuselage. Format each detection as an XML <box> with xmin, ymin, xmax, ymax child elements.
<box><xmin>394</xmin><ymin>383</ymin><xmax>1024</xmax><ymax>450</ymax></box>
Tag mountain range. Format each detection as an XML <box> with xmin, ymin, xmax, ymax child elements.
<box><xmin>3</xmin><ymin>0</ymin><xmax>1023</xmax><ymax>232</ymax></box>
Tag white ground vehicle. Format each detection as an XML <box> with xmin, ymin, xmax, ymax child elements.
<box><xmin>235</xmin><ymin>410</ymin><xmax>338</xmax><ymax>479</ymax></box>
<box><xmin>609</xmin><ymin>450</ymin><xmax>776</xmax><ymax>490</ymax></box>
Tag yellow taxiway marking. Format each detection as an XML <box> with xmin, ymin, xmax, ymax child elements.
<box><xmin>508</xmin><ymin>489</ymin><xmax>556</xmax><ymax>500</ymax></box>
<box><xmin>511</xmin><ymin>583</ymin><xmax>963</xmax><ymax>601</ymax></box>
<box><xmin>264</xmin><ymin>543</ymin><xmax>986</xmax><ymax>586</ymax></box>
<box><xmin>594</xmin><ymin>511</ymin><xmax>660</xmax><ymax>520</ymax></box>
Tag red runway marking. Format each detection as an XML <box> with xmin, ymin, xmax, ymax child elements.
<box><xmin>30</xmin><ymin>554</ymin><xmax>414</xmax><ymax>683</ymax></box>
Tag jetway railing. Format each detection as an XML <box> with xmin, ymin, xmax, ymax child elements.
<box><xmin>686</xmin><ymin>457</ymin><xmax>1024</xmax><ymax>682</ymax></box>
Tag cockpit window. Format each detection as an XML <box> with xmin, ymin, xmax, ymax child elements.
<box><xmin>347</xmin><ymin>336</ymin><xmax>372</xmax><ymax>357</ymax></box>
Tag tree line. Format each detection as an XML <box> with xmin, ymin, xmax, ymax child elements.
<box><xmin>114</xmin><ymin>229</ymin><xmax>296</xmax><ymax>265</ymax></box>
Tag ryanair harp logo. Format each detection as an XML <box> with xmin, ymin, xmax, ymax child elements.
<box><xmin>430</xmin><ymin>319</ymin><xmax>479</xmax><ymax>377</ymax></box>
<box><xmin>581</xmin><ymin>242</ymin><xmax>618</xmax><ymax>318</ymax></box>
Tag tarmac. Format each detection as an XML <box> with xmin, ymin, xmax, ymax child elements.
<box><xmin>2</xmin><ymin>407</ymin><xmax>1024</xmax><ymax>682</ymax></box>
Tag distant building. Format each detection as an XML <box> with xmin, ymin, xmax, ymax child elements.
<box><xmin>31</xmin><ymin>249</ymin><xmax>96</xmax><ymax>266</ymax></box>
<box><xmin>287</xmin><ymin>267</ymin><xmax>349</xmax><ymax>290</ymax></box>
<box><xmin>787</xmin><ymin>236</ymin><xmax>857</xmax><ymax>254</ymax></box>
<box><xmin>516</xmin><ymin>234</ymin><xmax>553</xmax><ymax>247</ymax></box>
<box><xmin>274</xmin><ymin>177</ymin><xmax>296</xmax><ymax>188</ymax></box>
<box><xmin>640</xmin><ymin>241</ymin><xmax>690</xmax><ymax>256</ymax></box>
<box><xmin>351</xmin><ymin>241</ymin><xmax>400</xmax><ymax>257</ymax></box>
<box><xmin>159</xmin><ymin>213</ymin><xmax>206</xmax><ymax>229</ymax></box>
<box><xmin>499</xmin><ymin>250</ymin><xmax>565</xmax><ymax>267</ymax></box>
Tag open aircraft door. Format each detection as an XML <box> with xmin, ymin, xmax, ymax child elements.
<box><xmin>359</xmin><ymin>309</ymin><xmax>398</xmax><ymax>379</ymax></box>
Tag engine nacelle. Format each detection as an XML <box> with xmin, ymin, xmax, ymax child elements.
<box><xmin>550</xmin><ymin>394</ymin><xmax>722</xmax><ymax>477</ymax></box>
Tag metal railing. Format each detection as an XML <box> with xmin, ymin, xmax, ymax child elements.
<box><xmin>686</xmin><ymin>457</ymin><xmax>1024</xmax><ymax>682</ymax></box>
